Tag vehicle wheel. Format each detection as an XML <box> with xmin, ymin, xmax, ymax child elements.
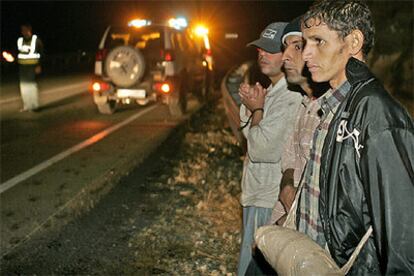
<box><xmin>201</xmin><ymin>71</ymin><xmax>209</xmax><ymax>102</ymax></box>
<box><xmin>168</xmin><ymin>77</ymin><xmax>187</xmax><ymax>117</ymax></box>
<box><xmin>104</xmin><ymin>46</ymin><xmax>145</xmax><ymax>88</ymax></box>
<box><xmin>200</xmin><ymin>69</ymin><xmax>213</xmax><ymax>103</ymax></box>
<box><xmin>96</xmin><ymin>99</ymin><xmax>116</xmax><ymax>114</ymax></box>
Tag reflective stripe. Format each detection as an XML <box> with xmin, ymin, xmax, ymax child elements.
<box><xmin>17</xmin><ymin>37</ymin><xmax>23</xmax><ymax>50</ymax></box>
<box><xmin>17</xmin><ymin>34</ymin><xmax>41</xmax><ymax>61</ymax></box>
<box><xmin>18</xmin><ymin>53</ymin><xmax>41</xmax><ymax>59</ymax></box>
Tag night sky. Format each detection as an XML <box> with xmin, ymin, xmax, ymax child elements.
<box><xmin>1</xmin><ymin>0</ymin><xmax>311</xmax><ymax>56</ymax></box>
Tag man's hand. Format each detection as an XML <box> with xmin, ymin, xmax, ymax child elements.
<box><xmin>279</xmin><ymin>169</ymin><xmax>296</xmax><ymax>211</ymax></box>
<box><xmin>239</xmin><ymin>82</ymin><xmax>267</xmax><ymax>111</ymax></box>
<box><xmin>35</xmin><ymin>65</ymin><xmax>42</xmax><ymax>74</ymax></box>
<box><xmin>279</xmin><ymin>185</ymin><xmax>297</xmax><ymax>212</ymax></box>
<box><xmin>239</xmin><ymin>83</ymin><xmax>254</xmax><ymax>99</ymax></box>
<box><xmin>276</xmin><ymin>214</ymin><xmax>287</xmax><ymax>225</ymax></box>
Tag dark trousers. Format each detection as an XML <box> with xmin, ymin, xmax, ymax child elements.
<box><xmin>245</xmin><ymin>248</ymin><xmax>277</xmax><ymax>276</ymax></box>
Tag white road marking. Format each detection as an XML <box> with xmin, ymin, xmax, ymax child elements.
<box><xmin>0</xmin><ymin>81</ymin><xmax>89</xmax><ymax>104</ymax></box>
<box><xmin>0</xmin><ymin>104</ymin><xmax>158</xmax><ymax>194</ymax></box>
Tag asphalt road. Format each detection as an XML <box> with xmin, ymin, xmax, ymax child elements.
<box><xmin>0</xmin><ymin>97</ymin><xmax>244</xmax><ymax>275</ymax></box>
<box><xmin>0</xmin><ymin>80</ymin><xmax>201</xmax><ymax>257</ymax></box>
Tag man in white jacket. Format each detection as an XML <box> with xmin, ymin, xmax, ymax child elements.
<box><xmin>237</xmin><ymin>22</ymin><xmax>302</xmax><ymax>275</ymax></box>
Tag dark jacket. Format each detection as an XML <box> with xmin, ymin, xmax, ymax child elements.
<box><xmin>319</xmin><ymin>58</ymin><xmax>414</xmax><ymax>275</ymax></box>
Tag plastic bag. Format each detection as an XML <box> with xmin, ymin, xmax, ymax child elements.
<box><xmin>255</xmin><ymin>225</ymin><xmax>343</xmax><ymax>276</ymax></box>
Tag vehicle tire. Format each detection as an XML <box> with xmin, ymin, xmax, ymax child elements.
<box><xmin>104</xmin><ymin>46</ymin><xmax>145</xmax><ymax>87</ymax></box>
<box><xmin>96</xmin><ymin>99</ymin><xmax>116</xmax><ymax>114</ymax></box>
<box><xmin>201</xmin><ymin>70</ymin><xmax>211</xmax><ymax>102</ymax></box>
<box><xmin>136</xmin><ymin>98</ymin><xmax>150</xmax><ymax>106</ymax></box>
<box><xmin>168</xmin><ymin>77</ymin><xmax>187</xmax><ymax>117</ymax></box>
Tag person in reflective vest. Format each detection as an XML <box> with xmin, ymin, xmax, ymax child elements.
<box><xmin>17</xmin><ymin>23</ymin><xmax>43</xmax><ymax>111</ymax></box>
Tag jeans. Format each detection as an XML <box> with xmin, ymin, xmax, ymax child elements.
<box><xmin>238</xmin><ymin>206</ymin><xmax>272</xmax><ymax>276</ymax></box>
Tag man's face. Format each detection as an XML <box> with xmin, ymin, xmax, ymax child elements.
<box><xmin>257</xmin><ymin>48</ymin><xmax>283</xmax><ymax>78</ymax></box>
<box><xmin>302</xmin><ymin>20</ymin><xmax>352</xmax><ymax>88</ymax></box>
<box><xmin>21</xmin><ymin>26</ymin><xmax>32</xmax><ymax>39</ymax></box>
<box><xmin>282</xmin><ymin>35</ymin><xmax>307</xmax><ymax>85</ymax></box>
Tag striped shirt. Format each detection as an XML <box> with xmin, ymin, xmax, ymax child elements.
<box><xmin>297</xmin><ymin>81</ymin><xmax>351</xmax><ymax>246</ymax></box>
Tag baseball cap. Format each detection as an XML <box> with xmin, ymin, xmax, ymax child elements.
<box><xmin>281</xmin><ymin>16</ymin><xmax>302</xmax><ymax>45</ymax></box>
<box><xmin>247</xmin><ymin>22</ymin><xmax>288</xmax><ymax>54</ymax></box>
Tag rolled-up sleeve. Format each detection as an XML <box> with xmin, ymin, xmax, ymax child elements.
<box><xmin>240</xmin><ymin>104</ymin><xmax>251</xmax><ymax>139</ymax></box>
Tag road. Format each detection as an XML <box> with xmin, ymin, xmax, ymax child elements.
<box><xmin>0</xmin><ymin>75</ymin><xmax>202</xmax><ymax>256</ymax></box>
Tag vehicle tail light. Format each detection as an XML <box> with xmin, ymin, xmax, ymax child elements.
<box><xmin>95</xmin><ymin>49</ymin><xmax>108</xmax><ymax>61</ymax></box>
<box><xmin>154</xmin><ymin>82</ymin><xmax>172</xmax><ymax>94</ymax></box>
<box><xmin>205</xmin><ymin>48</ymin><xmax>212</xmax><ymax>56</ymax></box>
<box><xmin>161</xmin><ymin>83</ymin><xmax>171</xmax><ymax>93</ymax></box>
<box><xmin>89</xmin><ymin>81</ymin><xmax>110</xmax><ymax>93</ymax></box>
<box><xmin>160</xmin><ymin>50</ymin><xmax>174</xmax><ymax>61</ymax></box>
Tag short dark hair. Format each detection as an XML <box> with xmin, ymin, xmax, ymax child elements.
<box><xmin>303</xmin><ymin>0</ymin><xmax>375</xmax><ymax>57</ymax></box>
<box><xmin>21</xmin><ymin>23</ymin><xmax>32</xmax><ymax>31</ymax></box>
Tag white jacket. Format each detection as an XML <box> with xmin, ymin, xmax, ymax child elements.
<box><xmin>240</xmin><ymin>77</ymin><xmax>302</xmax><ymax>208</ymax></box>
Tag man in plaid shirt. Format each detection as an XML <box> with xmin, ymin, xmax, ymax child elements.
<box><xmin>268</xmin><ymin>16</ymin><xmax>329</xmax><ymax>227</ymax></box>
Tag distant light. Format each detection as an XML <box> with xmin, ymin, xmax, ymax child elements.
<box><xmin>168</xmin><ymin>17</ymin><xmax>188</xmax><ymax>29</ymax></box>
<box><xmin>194</xmin><ymin>25</ymin><xmax>209</xmax><ymax>37</ymax></box>
<box><xmin>202</xmin><ymin>61</ymin><xmax>207</xmax><ymax>67</ymax></box>
<box><xmin>128</xmin><ymin>19</ymin><xmax>151</xmax><ymax>28</ymax></box>
<box><xmin>225</xmin><ymin>33</ymin><xmax>239</xmax><ymax>39</ymax></box>
<box><xmin>2</xmin><ymin>51</ymin><xmax>14</xmax><ymax>62</ymax></box>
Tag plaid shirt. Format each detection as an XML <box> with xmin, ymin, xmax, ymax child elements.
<box><xmin>282</xmin><ymin>95</ymin><xmax>322</xmax><ymax>187</ymax></box>
<box><xmin>297</xmin><ymin>81</ymin><xmax>351</xmax><ymax>247</ymax></box>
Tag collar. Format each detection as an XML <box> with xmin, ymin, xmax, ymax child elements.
<box><xmin>301</xmin><ymin>94</ymin><xmax>313</xmax><ymax>107</ymax></box>
<box><xmin>301</xmin><ymin>92</ymin><xmax>322</xmax><ymax>108</ymax></box>
<box><xmin>266</xmin><ymin>77</ymin><xmax>287</xmax><ymax>97</ymax></box>
<box><xmin>346</xmin><ymin>57</ymin><xmax>374</xmax><ymax>85</ymax></box>
<box><xmin>320</xmin><ymin>80</ymin><xmax>351</xmax><ymax>115</ymax></box>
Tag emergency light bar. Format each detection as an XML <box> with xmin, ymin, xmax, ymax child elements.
<box><xmin>128</xmin><ymin>19</ymin><xmax>152</xmax><ymax>28</ymax></box>
<box><xmin>168</xmin><ymin>17</ymin><xmax>188</xmax><ymax>29</ymax></box>
<box><xmin>194</xmin><ymin>25</ymin><xmax>209</xmax><ymax>37</ymax></box>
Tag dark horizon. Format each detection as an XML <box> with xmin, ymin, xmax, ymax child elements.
<box><xmin>1</xmin><ymin>1</ymin><xmax>311</xmax><ymax>54</ymax></box>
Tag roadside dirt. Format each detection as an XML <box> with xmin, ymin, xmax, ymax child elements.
<box><xmin>1</xmin><ymin>99</ymin><xmax>244</xmax><ymax>275</ymax></box>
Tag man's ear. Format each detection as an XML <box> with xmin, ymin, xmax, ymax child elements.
<box><xmin>349</xmin><ymin>29</ymin><xmax>364</xmax><ymax>56</ymax></box>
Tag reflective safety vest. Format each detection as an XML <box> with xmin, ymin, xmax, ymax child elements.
<box><xmin>17</xmin><ymin>35</ymin><xmax>41</xmax><ymax>65</ymax></box>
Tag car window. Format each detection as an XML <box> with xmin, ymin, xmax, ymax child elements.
<box><xmin>169</xmin><ymin>32</ymin><xmax>176</xmax><ymax>50</ymax></box>
<box><xmin>134</xmin><ymin>31</ymin><xmax>161</xmax><ymax>50</ymax></box>
<box><xmin>174</xmin><ymin>33</ymin><xmax>185</xmax><ymax>52</ymax></box>
<box><xmin>186</xmin><ymin>33</ymin><xmax>200</xmax><ymax>55</ymax></box>
<box><xmin>108</xmin><ymin>33</ymin><xmax>130</xmax><ymax>48</ymax></box>
<box><xmin>106</xmin><ymin>26</ymin><xmax>164</xmax><ymax>51</ymax></box>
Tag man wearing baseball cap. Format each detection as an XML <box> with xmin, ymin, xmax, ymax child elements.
<box><xmin>237</xmin><ymin>22</ymin><xmax>302</xmax><ymax>275</ymax></box>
